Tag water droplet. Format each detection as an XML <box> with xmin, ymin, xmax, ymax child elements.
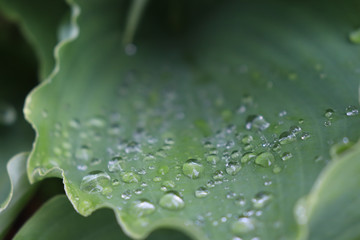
<box><xmin>281</xmin><ymin>152</ymin><xmax>293</xmax><ymax>161</ymax></box>
<box><xmin>324</xmin><ymin>109</ymin><xmax>334</xmax><ymax>119</ymax></box>
<box><xmin>195</xmin><ymin>187</ymin><xmax>209</xmax><ymax>198</ymax></box>
<box><xmin>252</xmin><ymin>192</ymin><xmax>273</xmax><ymax>209</ymax></box>
<box><xmin>241</xmin><ymin>135</ymin><xmax>253</xmax><ymax>144</ymax></box>
<box><xmin>108</xmin><ymin>156</ymin><xmax>124</xmax><ymax>172</ymax></box>
<box><xmin>90</xmin><ymin>158</ymin><xmax>102</xmax><ymax>166</ymax></box>
<box><xmin>121</xmin><ymin>190</ymin><xmax>132</xmax><ymax>199</ymax></box>
<box><xmin>290</xmin><ymin>126</ymin><xmax>302</xmax><ymax>136</ymax></box>
<box><xmin>121</xmin><ymin>172</ymin><xmax>141</xmax><ymax>183</ymax></box>
<box><xmin>279</xmin><ymin>131</ymin><xmax>296</xmax><ymax>145</ymax></box>
<box><xmin>165</xmin><ymin>138</ymin><xmax>175</xmax><ymax>145</ymax></box>
<box><xmin>300</xmin><ymin>132</ymin><xmax>311</xmax><ymax>140</ymax></box>
<box><xmin>206</xmin><ymin>180</ymin><xmax>215</xmax><ymax>188</ymax></box>
<box><xmin>231</xmin><ymin>150</ymin><xmax>241</xmax><ymax>160</ymax></box>
<box><xmin>226</xmin><ymin>162</ymin><xmax>242</xmax><ymax>176</ymax></box>
<box><xmin>271</xmin><ymin>143</ymin><xmax>281</xmax><ymax>153</ymax></box>
<box><xmin>272</xmin><ymin>166</ymin><xmax>282</xmax><ymax>174</ymax></box>
<box><xmin>206</xmin><ymin>154</ymin><xmax>219</xmax><ymax>164</ymax></box>
<box><xmin>255</xmin><ymin>152</ymin><xmax>274</xmax><ymax>167</ymax></box>
<box><xmin>241</xmin><ymin>152</ymin><xmax>256</xmax><ymax>163</ymax></box>
<box><xmin>69</xmin><ymin>119</ymin><xmax>80</xmax><ymax>128</ymax></box>
<box><xmin>231</xmin><ymin>217</ymin><xmax>255</xmax><ymax>236</ymax></box>
<box><xmin>130</xmin><ymin>199</ymin><xmax>155</xmax><ymax>217</ymax></box>
<box><xmin>345</xmin><ymin>105</ymin><xmax>359</xmax><ymax>116</ymax></box>
<box><xmin>80</xmin><ymin>171</ymin><xmax>111</xmax><ymax>194</ymax></box>
<box><xmin>349</xmin><ymin>28</ymin><xmax>360</xmax><ymax>44</ymax></box>
<box><xmin>324</xmin><ymin>120</ymin><xmax>332</xmax><ymax>127</ymax></box>
<box><xmin>159</xmin><ymin>192</ymin><xmax>185</xmax><ymax>210</ymax></box>
<box><xmin>182</xmin><ymin>159</ymin><xmax>203</xmax><ymax>179</ymax></box>
<box><xmin>213</xmin><ymin>170</ymin><xmax>224</xmax><ymax>180</ymax></box>
<box><xmin>158</xmin><ymin>166</ymin><xmax>169</xmax><ymax>175</ymax></box>
<box><xmin>134</xmin><ymin>188</ymin><xmax>143</xmax><ymax>195</ymax></box>
<box><xmin>226</xmin><ymin>191</ymin><xmax>237</xmax><ymax>199</ymax></box>
<box><xmin>76</xmin><ymin>145</ymin><xmax>93</xmax><ymax>161</ymax></box>
<box><xmin>153</xmin><ymin>176</ymin><xmax>162</xmax><ymax>182</ymax></box>
<box><xmin>112</xmin><ymin>179</ymin><xmax>120</xmax><ymax>186</ymax></box>
<box><xmin>162</xmin><ymin>180</ymin><xmax>176</xmax><ymax>189</ymax></box>
<box><xmin>0</xmin><ymin>103</ymin><xmax>16</xmax><ymax>125</ymax></box>
<box><xmin>87</xmin><ymin>116</ymin><xmax>106</xmax><ymax>128</ymax></box>
<box><xmin>245</xmin><ymin>115</ymin><xmax>270</xmax><ymax>131</ymax></box>
<box><xmin>234</xmin><ymin>195</ymin><xmax>246</xmax><ymax>206</ymax></box>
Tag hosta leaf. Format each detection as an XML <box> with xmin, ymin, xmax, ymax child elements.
<box><xmin>24</xmin><ymin>0</ymin><xmax>360</xmax><ymax>239</ymax></box>
<box><xmin>296</xmin><ymin>141</ymin><xmax>360</xmax><ymax>240</ymax></box>
<box><xmin>14</xmin><ymin>195</ymin><xmax>191</xmax><ymax>240</ymax></box>
<box><xmin>0</xmin><ymin>0</ymin><xmax>69</xmax><ymax>80</ymax></box>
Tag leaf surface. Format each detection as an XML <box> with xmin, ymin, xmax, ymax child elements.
<box><xmin>24</xmin><ymin>0</ymin><xmax>360</xmax><ymax>239</ymax></box>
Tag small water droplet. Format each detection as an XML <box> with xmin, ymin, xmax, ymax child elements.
<box><xmin>300</xmin><ymin>132</ymin><xmax>311</xmax><ymax>140</ymax></box>
<box><xmin>279</xmin><ymin>131</ymin><xmax>296</xmax><ymax>145</ymax></box>
<box><xmin>241</xmin><ymin>152</ymin><xmax>256</xmax><ymax>163</ymax></box>
<box><xmin>121</xmin><ymin>190</ymin><xmax>132</xmax><ymax>199</ymax></box>
<box><xmin>182</xmin><ymin>159</ymin><xmax>203</xmax><ymax>179</ymax></box>
<box><xmin>324</xmin><ymin>109</ymin><xmax>334</xmax><ymax>119</ymax></box>
<box><xmin>213</xmin><ymin>170</ymin><xmax>224</xmax><ymax>180</ymax></box>
<box><xmin>112</xmin><ymin>179</ymin><xmax>120</xmax><ymax>186</ymax></box>
<box><xmin>226</xmin><ymin>162</ymin><xmax>242</xmax><ymax>176</ymax></box>
<box><xmin>206</xmin><ymin>154</ymin><xmax>219</xmax><ymax>164</ymax></box>
<box><xmin>158</xmin><ymin>165</ymin><xmax>169</xmax><ymax>175</ymax></box>
<box><xmin>281</xmin><ymin>152</ymin><xmax>293</xmax><ymax>161</ymax></box>
<box><xmin>272</xmin><ymin>166</ymin><xmax>282</xmax><ymax>174</ymax></box>
<box><xmin>108</xmin><ymin>156</ymin><xmax>124</xmax><ymax>172</ymax></box>
<box><xmin>231</xmin><ymin>217</ymin><xmax>255</xmax><ymax>236</ymax></box>
<box><xmin>76</xmin><ymin>145</ymin><xmax>93</xmax><ymax>161</ymax></box>
<box><xmin>290</xmin><ymin>126</ymin><xmax>302</xmax><ymax>136</ymax></box>
<box><xmin>345</xmin><ymin>105</ymin><xmax>359</xmax><ymax>116</ymax></box>
<box><xmin>130</xmin><ymin>199</ymin><xmax>155</xmax><ymax>217</ymax></box>
<box><xmin>231</xmin><ymin>150</ymin><xmax>241</xmax><ymax>160</ymax></box>
<box><xmin>159</xmin><ymin>192</ymin><xmax>185</xmax><ymax>210</ymax></box>
<box><xmin>90</xmin><ymin>158</ymin><xmax>102</xmax><ymax>166</ymax></box>
<box><xmin>153</xmin><ymin>176</ymin><xmax>162</xmax><ymax>182</ymax></box>
<box><xmin>349</xmin><ymin>28</ymin><xmax>360</xmax><ymax>44</ymax></box>
<box><xmin>234</xmin><ymin>195</ymin><xmax>246</xmax><ymax>206</ymax></box>
<box><xmin>69</xmin><ymin>119</ymin><xmax>81</xmax><ymax>128</ymax></box>
<box><xmin>121</xmin><ymin>172</ymin><xmax>141</xmax><ymax>183</ymax></box>
<box><xmin>241</xmin><ymin>135</ymin><xmax>253</xmax><ymax>144</ymax></box>
<box><xmin>255</xmin><ymin>152</ymin><xmax>274</xmax><ymax>167</ymax></box>
<box><xmin>80</xmin><ymin>171</ymin><xmax>111</xmax><ymax>194</ymax></box>
<box><xmin>252</xmin><ymin>192</ymin><xmax>273</xmax><ymax>209</ymax></box>
<box><xmin>87</xmin><ymin>116</ymin><xmax>106</xmax><ymax>128</ymax></box>
<box><xmin>195</xmin><ymin>187</ymin><xmax>210</xmax><ymax>198</ymax></box>
<box><xmin>206</xmin><ymin>180</ymin><xmax>215</xmax><ymax>188</ymax></box>
<box><xmin>245</xmin><ymin>115</ymin><xmax>270</xmax><ymax>131</ymax></box>
<box><xmin>162</xmin><ymin>180</ymin><xmax>176</xmax><ymax>189</ymax></box>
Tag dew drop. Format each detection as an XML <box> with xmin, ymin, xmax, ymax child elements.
<box><xmin>245</xmin><ymin>115</ymin><xmax>270</xmax><ymax>131</ymax></box>
<box><xmin>231</xmin><ymin>217</ymin><xmax>255</xmax><ymax>236</ymax></box>
<box><xmin>76</xmin><ymin>145</ymin><xmax>93</xmax><ymax>161</ymax></box>
<box><xmin>206</xmin><ymin>154</ymin><xmax>219</xmax><ymax>165</ymax></box>
<box><xmin>279</xmin><ymin>131</ymin><xmax>296</xmax><ymax>145</ymax></box>
<box><xmin>206</xmin><ymin>180</ymin><xmax>215</xmax><ymax>188</ymax></box>
<box><xmin>290</xmin><ymin>126</ymin><xmax>302</xmax><ymax>136</ymax></box>
<box><xmin>121</xmin><ymin>172</ymin><xmax>141</xmax><ymax>183</ymax></box>
<box><xmin>281</xmin><ymin>152</ymin><xmax>293</xmax><ymax>161</ymax></box>
<box><xmin>182</xmin><ymin>159</ymin><xmax>204</xmax><ymax>179</ymax></box>
<box><xmin>87</xmin><ymin>116</ymin><xmax>106</xmax><ymax>128</ymax></box>
<box><xmin>80</xmin><ymin>171</ymin><xmax>111</xmax><ymax>194</ymax></box>
<box><xmin>234</xmin><ymin>195</ymin><xmax>246</xmax><ymax>206</ymax></box>
<box><xmin>324</xmin><ymin>109</ymin><xmax>334</xmax><ymax>119</ymax></box>
<box><xmin>241</xmin><ymin>135</ymin><xmax>253</xmax><ymax>144</ymax></box>
<box><xmin>153</xmin><ymin>176</ymin><xmax>162</xmax><ymax>182</ymax></box>
<box><xmin>69</xmin><ymin>119</ymin><xmax>80</xmax><ymax>128</ymax></box>
<box><xmin>345</xmin><ymin>105</ymin><xmax>359</xmax><ymax>116</ymax></box>
<box><xmin>195</xmin><ymin>187</ymin><xmax>210</xmax><ymax>198</ymax></box>
<box><xmin>241</xmin><ymin>152</ymin><xmax>256</xmax><ymax>163</ymax></box>
<box><xmin>121</xmin><ymin>190</ymin><xmax>132</xmax><ymax>200</ymax></box>
<box><xmin>300</xmin><ymin>132</ymin><xmax>311</xmax><ymax>140</ymax></box>
<box><xmin>130</xmin><ymin>199</ymin><xmax>155</xmax><ymax>217</ymax></box>
<box><xmin>252</xmin><ymin>192</ymin><xmax>273</xmax><ymax>209</ymax></box>
<box><xmin>226</xmin><ymin>162</ymin><xmax>242</xmax><ymax>176</ymax></box>
<box><xmin>272</xmin><ymin>166</ymin><xmax>282</xmax><ymax>174</ymax></box>
<box><xmin>107</xmin><ymin>156</ymin><xmax>124</xmax><ymax>172</ymax></box>
<box><xmin>213</xmin><ymin>170</ymin><xmax>224</xmax><ymax>180</ymax></box>
<box><xmin>159</xmin><ymin>192</ymin><xmax>185</xmax><ymax>210</ymax></box>
<box><xmin>231</xmin><ymin>150</ymin><xmax>241</xmax><ymax>160</ymax></box>
<box><xmin>158</xmin><ymin>165</ymin><xmax>169</xmax><ymax>175</ymax></box>
<box><xmin>255</xmin><ymin>152</ymin><xmax>274</xmax><ymax>167</ymax></box>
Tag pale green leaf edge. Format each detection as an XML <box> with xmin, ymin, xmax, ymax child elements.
<box><xmin>0</xmin><ymin>153</ymin><xmax>35</xmax><ymax>239</ymax></box>
<box><xmin>22</xmin><ymin>1</ymin><xmax>360</xmax><ymax>240</ymax></box>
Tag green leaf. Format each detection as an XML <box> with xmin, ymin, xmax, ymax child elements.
<box><xmin>0</xmin><ymin>0</ymin><xmax>69</xmax><ymax>80</ymax></box>
<box><xmin>0</xmin><ymin>153</ymin><xmax>35</xmax><ymax>239</ymax></box>
<box><xmin>24</xmin><ymin>0</ymin><xmax>360</xmax><ymax>239</ymax></box>
<box><xmin>14</xmin><ymin>195</ymin><xmax>191</xmax><ymax>240</ymax></box>
<box><xmin>295</xmin><ymin>141</ymin><xmax>360</xmax><ymax>240</ymax></box>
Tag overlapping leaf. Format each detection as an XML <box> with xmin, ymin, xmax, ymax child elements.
<box><xmin>24</xmin><ymin>0</ymin><xmax>360</xmax><ymax>239</ymax></box>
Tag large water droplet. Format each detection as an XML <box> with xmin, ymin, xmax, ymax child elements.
<box><xmin>80</xmin><ymin>171</ymin><xmax>111</xmax><ymax>194</ymax></box>
<box><xmin>195</xmin><ymin>187</ymin><xmax>210</xmax><ymax>198</ymax></box>
<box><xmin>108</xmin><ymin>156</ymin><xmax>124</xmax><ymax>172</ymax></box>
<box><xmin>226</xmin><ymin>162</ymin><xmax>242</xmax><ymax>176</ymax></box>
<box><xmin>159</xmin><ymin>192</ymin><xmax>185</xmax><ymax>210</ymax></box>
<box><xmin>130</xmin><ymin>199</ymin><xmax>155</xmax><ymax>217</ymax></box>
<box><xmin>279</xmin><ymin>131</ymin><xmax>296</xmax><ymax>145</ymax></box>
<box><xmin>231</xmin><ymin>217</ymin><xmax>255</xmax><ymax>236</ymax></box>
<box><xmin>345</xmin><ymin>105</ymin><xmax>359</xmax><ymax>116</ymax></box>
<box><xmin>206</xmin><ymin>154</ymin><xmax>219</xmax><ymax>165</ymax></box>
<box><xmin>255</xmin><ymin>152</ymin><xmax>274</xmax><ymax>167</ymax></box>
<box><xmin>241</xmin><ymin>152</ymin><xmax>256</xmax><ymax>163</ymax></box>
<box><xmin>281</xmin><ymin>152</ymin><xmax>293</xmax><ymax>161</ymax></box>
<box><xmin>241</xmin><ymin>135</ymin><xmax>253</xmax><ymax>144</ymax></box>
<box><xmin>121</xmin><ymin>172</ymin><xmax>141</xmax><ymax>183</ymax></box>
<box><xmin>252</xmin><ymin>191</ymin><xmax>273</xmax><ymax>209</ymax></box>
<box><xmin>182</xmin><ymin>159</ymin><xmax>203</xmax><ymax>179</ymax></box>
<box><xmin>245</xmin><ymin>115</ymin><xmax>270</xmax><ymax>131</ymax></box>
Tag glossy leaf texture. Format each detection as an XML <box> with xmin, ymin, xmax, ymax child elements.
<box><xmin>14</xmin><ymin>195</ymin><xmax>191</xmax><ymax>240</ymax></box>
<box><xmin>24</xmin><ymin>0</ymin><xmax>360</xmax><ymax>239</ymax></box>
